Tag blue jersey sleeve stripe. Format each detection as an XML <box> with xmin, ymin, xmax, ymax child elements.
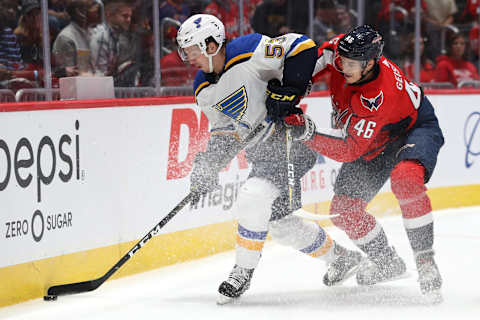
<box><xmin>224</xmin><ymin>52</ymin><xmax>254</xmax><ymax>71</ymax></box>
<box><xmin>223</xmin><ymin>33</ymin><xmax>262</xmax><ymax>70</ymax></box>
<box><xmin>286</xmin><ymin>35</ymin><xmax>316</xmax><ymax>58</ymax></box>
<box><xmin>194</xmin><ymin>81</ymin><xmax>210</xmax><ymax>97</ymax></box>
<box><xmin>193</xmin><ymin>71</ymin><xmax>210</xmax><ymax>98</ymax></box>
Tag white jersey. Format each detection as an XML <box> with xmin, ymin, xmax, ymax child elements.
<box><xmin>193</xmin><ymin>33</ymin><xmax>316</xmax><ymax>143</ymax></box>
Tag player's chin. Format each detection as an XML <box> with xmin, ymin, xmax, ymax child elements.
<box><xmin>198</xmin><ymin>65</ymin><xmax>209</xmax><ymax>73</ymax></box>
<box><xmin>344</xmin><ymin>74</ymin><xmax>358</xmax><ymax>84</ymax></box>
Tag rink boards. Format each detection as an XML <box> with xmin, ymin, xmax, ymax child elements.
<box><xmin>1</xmin><ymin>93</ymin><xmax>479</xmax><ymax>306</ymax></box>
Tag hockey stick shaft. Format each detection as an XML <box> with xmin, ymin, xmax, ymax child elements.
<box><xmin>293</xmin><ymin>208</ymin><xmax>340</xmax><ymax>220</ymax></box>
<box><xmin>285</xmin><ymin>127</ymin><xmax>295</xmax><ymax>210</ymax></box>
<box><xmin>47</xmin><ymin>192</ymin><xmax>195</xmax><ymax>296</ymax></box>
<box><xmin>47</xmin><ymin>121</ymin><xmax>268</xmax><ymax>297</ymax></box>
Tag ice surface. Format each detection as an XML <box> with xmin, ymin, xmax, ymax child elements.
<box><xmin>2</xmin><ymin>206</ymin><xmax>479</xmax><ymax>320</ymax></box>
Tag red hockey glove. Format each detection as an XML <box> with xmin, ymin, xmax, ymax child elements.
<box><xmin>284</xmin><ymin>114</ymin><xmax>316</xmax><ymax>141</ymax></box>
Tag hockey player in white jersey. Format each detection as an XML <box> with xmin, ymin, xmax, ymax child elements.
<box><xmin>177</xmin><ymin>14</ymin><xmax>363</xmax><ymax>304</ymax></box>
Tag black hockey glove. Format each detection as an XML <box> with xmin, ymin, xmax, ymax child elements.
<box><xmin>190</xmin><ymin>151</ymin><xmax>220</xmax><ymax>206</ymax></box>
<box><xmin>284</xmin><ymin>114</ymin><xmax>316</xmax><ymax>141</ymax></box>
<box><xmin>265</xmin><ymin>79</ymin><xmax>303</xmax><ymax>122</ymax></box>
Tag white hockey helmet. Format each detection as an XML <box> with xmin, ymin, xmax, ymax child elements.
<box><xmin>177</xmin><ymin>14</ymin><xmax>225</xmax><ymax>69</ymax></box>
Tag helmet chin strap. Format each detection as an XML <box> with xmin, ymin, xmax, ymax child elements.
<box><xmin>204</xmin><ymin>42</ymin><xmax>223</xmax><ymax>74</ymax></box>
<box><xmin>208</xmin><ymin>55</ymin><xmax>214</xmax><ymax>73</ymax></box>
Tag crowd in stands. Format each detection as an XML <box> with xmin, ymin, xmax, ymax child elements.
<box><xmin>1</xmin><ymin>0</ymin><xmax>480</xmax><ymax>96</ymax></box>
<box><xmin>374</xmin><ymin>0</ymin><xmax>480</xmax><ymax>87</ymax></box>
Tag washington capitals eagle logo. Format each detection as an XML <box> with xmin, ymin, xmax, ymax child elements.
<box><xmin>360</xmin><ymin>91</ymin><xmax>384</xmax><ymax>112</ymax></box>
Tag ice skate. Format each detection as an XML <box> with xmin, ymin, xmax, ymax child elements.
<box><xmin>323</xmin><ymin>243</ymin><xmax>363</xmax><ymax>286</ymax></box>
<box><xmin>415</xmin><ymin>250</ymin><xmax>443</xmax><ymax>304</ymax></box>
<box><xmin>217</xmin><ymin>265</ymin><xmax>254</xmax><ymax>305</ymax></box>
<box><xmin>356</xmin><ymin>246</ymin><xmax>407</xmax><ymax>285</ymax></box>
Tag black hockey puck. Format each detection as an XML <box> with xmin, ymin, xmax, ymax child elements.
<box><xmin>43</xmin><ymin>295</ymin><xmax>58</xmax><ymax>301</ymax></box>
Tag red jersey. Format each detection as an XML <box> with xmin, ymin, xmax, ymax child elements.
<box><xmin>403</xmin><ymin>59</ymin><xmax>435</xmax><ymax>83</ymax></box>
<box><xmin>461</xmin><ymin>0</ymin><xmax>480</xmax><ymax>21</ymax></box>
<box><xmin>160</xmin><ymin>51</ymin><xmax>197</xmax><ymax>87</ymax></box>
<box><xmin>377</xmin><ymin>0</ymin><xmax>426</xmax><ymax>22</ymax></box>
<box><xmin>307</xmin><ymin>36</ymin><xmax>422</xmax><ymax>162</ymax></box>
<box><xmin>204</xmin><ymin>1</ymin><xmax>253</xmax><ymax>40</ymax></box>
<box><xmin>434</xmin><ymin>55</ymin><xmax>479</xmax><ymax>86</ymax></box>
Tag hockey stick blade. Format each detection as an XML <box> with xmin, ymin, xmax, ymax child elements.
<box><xmin>47</xmin><ymin>278</ymin><xmax>102</xmax><ymax>296</ymax></box>
<box><xmin>293</xmin><ymin>208</ymin><xmax>339</xmax><ymax>220</ymax></box>
<box><xmin>47</xmin><ymin>192</ymin><xmax>195</xmax><ymax>297</ymax></box>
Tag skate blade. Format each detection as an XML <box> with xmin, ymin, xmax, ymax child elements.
<box><xmin>325</xmin><ymin>264</ymin><xmax>361</xmax><ymax>286</ymax></box>
<box><xmin>216</xmin><ymin>293</ymin><xmax>235</xmax><ymax>305</ymax></box>
<box><xmin>422</xmin><ymin>289</ymin><xmax>443</xmax><ymax>305</ymax></box>
<box><xmin>358</xmin><ymin>271</ymin><xmax>412</xmax><ymax>286</ymax></box>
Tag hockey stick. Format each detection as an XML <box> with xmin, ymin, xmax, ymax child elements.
<box><xmin>285</xmin><ymin>127</ymin><xmax>295</xmax><ymax>210</ymax></box>
<box><xmin>293</xmin><ymin>208</ymin><xmax>340</xmax><ymax>220</ymax></box>
<box><xmin>46</xmin><ymin>121</ymin><xmax>268</xmax><ymax>299</ymax></box>
<box><xmin>284</xmin><ymin>126</ymin><xmax>337</xmax><ymax>220</ymax></box>
<box><xmin>46</xmin><ymin>192</ymin><xmax>195</xmax><ymax>297</ymax></box>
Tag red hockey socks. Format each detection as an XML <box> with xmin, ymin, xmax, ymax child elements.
<box><xmin>330</xmin><ymin>195</ymin><xmax>389</xmax><ymax>255</ymax></box>
<box><xmin>391</xmin><ymin>160</ymin><xmax>434</xmax><ymax>252</ymax></box>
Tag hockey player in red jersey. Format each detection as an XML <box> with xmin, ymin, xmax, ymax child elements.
<box><xmin>274</xmin><ymin>25</ymin><xmax>444</xmax><ymax>301</ymax></box>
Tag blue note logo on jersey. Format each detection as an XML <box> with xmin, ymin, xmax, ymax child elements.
<box><xmin>214</xmin><ymin>86</ymin><xmax>250</xmax><ymax>129</ymax></box>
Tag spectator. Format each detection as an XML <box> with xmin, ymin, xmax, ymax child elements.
<box><xmin>204</xmin><ymin>0</ymin><xmax>253</xmax><ymax>39</ymax></box>
<box><xmin>135</xmin><ymin>31</ymin><xmax>154</xmax><ymax>87</ymax></box>
<box><xmin>0</xmin><ymin>0</ymin><xmax>24</xmax><ymax>72</ymax></box>
<box><xmin>401</xmin><ymin>33</ymin><xmax>435</xmax><ymax>83</ymax></box>
<box><xmin>52</xmin><ymin>0</ymin><xmax>98</xmax><ymax>77</ymax></box>
<box><xmin>423</xmin><ymin>0</ymin><xmax>457</xmax><ymax>27</ymax></box>
<box><xmin>90</xmin><ymin>1</ymin><xmax>133</xmax><ymax>78</ymax></box>
<box><xmin>13</xmin><ymin>0</ymin><xmax>48</xmax><ymax>87</ymax></box>
<box><xmin>184</xmin><ymin>0</ymin><xmax>210</xmax><ymax>15</ymax></box>
<box><xmin>49</xmin><ymin>0</ymin><xmax>71</xmax><ymax>37</ymax></box>
<box><xmin>10</xmin><ymin>0</ymin><xmax>71</xmax><ymax>89</ymax></box>
<box><xmin>469</xmin><ymin>23</ymin><xmax>480</xmax><ymax>66</ymax></box>
<box><xmin>312</xmin><ymin>0</ymin><xmax>336</xmax><ymax>45</ymax></box>
<box><xmin>3</xmin><ymin>0</ymin><xmax>21</xmax><ymax>29</ymax></box>
<box><xmin>133</xmin><ymin>24</ymin><xmax>196</xmax><ymax>88</ymax></box>
<box><xmin>423</xmin><ymin>0</ymin><xmax>458</xmax><ymax>59</ymax></box>
<box><xmin>15</xmin><ymin>1</ymin><xmax>42</xmax><ymax>67</ymax></box>
<box><xmin>252</xmin><ymin>0</ymin><xmax>290</xmax><ymax>37</ymax></box>
<box><xmin>247</xmin><ymin>0</ymin><xmax>264</xmax><ymax>20</ymax></box>
<box><xmin>459</xmin><ymin>0</ymin><xmax>480</xmax><ymax>23</ymax></box>
<box><xmin>376</xmin><ymin>0</ymin><xmax>426</xmax><ymax>25</ymax></box>
<box><xmin>160</xmin><ymin>45</ymin><xmax>196</xmax><ymax>87</ymax></box>
<box><xmin>0</xmin><ymin>0</ymin><xmax>26</xmax><ymax>90</ymax></box>
<box><xmin>88</xmin><ymin>0</ymin><xmax>104</xmax><ymax>28</ymax></box>
<box><xmin>159</xmin><ymin>0</ymin><xmax>190</xmax><ymax>23</ymax></box>
<box><xmin>435</xmin><ymin>33</ymin><xmax>479</xmax><ymax>87</ymax></box>
<box><xmin>463</xmin><ymin>1</ymin><xmax>480</xmax><ymax>64</ymax></box>
<box><xmin>130</xmin><ymin>1</ymin><xmax>154</xmax><ymax>86</ymax></box>
<box><xmin>158</xmin><ymin>0</ymin><xmax>190</xmax><ymax>53</ymax></box>
<box><xmin>375</xmin><ymin>1</ymin><xmax>427</xmax><ymax>61</ymax></box>
<box><xmin>285</xmin><ymin>0</ymin><xmax>309</xmax><ymax>35</ymax></box>
<box><xmin>332</xmin><ymin>4</ymin><xmax>354</xmax><ymax>34</ymax></box>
